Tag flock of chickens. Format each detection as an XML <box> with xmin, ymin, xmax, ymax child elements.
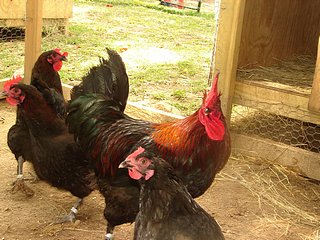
<box><xmin>1</xmin><ymin>47</ymin><xmax>231</xmax><ymax>240</ymax></box>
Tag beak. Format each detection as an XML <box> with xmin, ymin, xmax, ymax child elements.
<box><xmin>60</xmin><ymin>55</ymin><xmax>68</xmax><ymax>61</ymax></box>
<box><xmin>119</xmin><ymin>159</ymin><xmax>133</xmax><ymax>169</ymax></box>
<box><xmin>0</xmin><ymin>91</ymin><xmax>8</xmax><ymax>99</ymax></box>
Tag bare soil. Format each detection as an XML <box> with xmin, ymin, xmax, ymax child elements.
<box><xmin>1</xmin><ymin>100</ymin><xmax>319</xmax><ymax>240</ymax></box>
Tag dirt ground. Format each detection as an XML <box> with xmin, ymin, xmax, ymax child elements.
<box><xmin>0</xmin><ymin>100</ymin><xmax>319</xmax><ymax>240</ymax></box>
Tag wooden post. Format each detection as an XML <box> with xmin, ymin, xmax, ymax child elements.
<box><xmin>213</xmin><ymin>0</ymin><xmax>246</xmax><ymax>125</ymax></box>
<box><xmin>24</xmin><ymin>0</ymin><xmax>43</xmax><ymax>84</ymax></box>
<box><xmin>308</xmin><ymin>37</ymin><xmax>320</xmax><ymax>112</ymax></box>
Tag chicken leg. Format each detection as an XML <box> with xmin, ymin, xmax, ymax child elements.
<box><xmin>105</xmin><ymin>225</ymin><xmax>114</xmax><ymax>240</ymax></box>
<box><xmin>55</xmin><ymin>198</ymin><xmax>83</xmax><ymax>223</ymax></box>
<box><xmin>11</xmin><ymin>156</ymin><xmax>35</xmax><ymax>196</ymax></box>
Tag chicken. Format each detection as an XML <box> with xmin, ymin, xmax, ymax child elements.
<box><xmin>67</xmin><ymin>72</ymin><xmax>230</xmax><ymax>239</ymax></box>
<box><xmin>119</xmin><ymin>146</ymin><xmax>225</xmax><ymax>240</ymax></box>
<box><xmin>7</xmin><ymin>48</ymin><xmax>68</xmax><ymax>196</ymax></box>
<box><xmin>30</xmin><ymin>48</ymin><xmax>68</xmax><ymax>116</ymax></box>
<box><xmin>1</xmin><ymin>75</ymin><xmax>96</xmax><ymax>222</ymax></box>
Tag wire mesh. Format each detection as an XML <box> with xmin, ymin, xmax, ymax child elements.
<box><xmin>231</xmin><ymin>105</ymin><xmax>320</xmax><ymax>154</ymax></box>
<box><xmin>232</xmin><ymin>55</ymin><xmax>319</xmax><ymax>154</ymax></box>
<box><xmin>0</xmin><ymin>19</ymin><xmax>69</xmax><ymax>80</ymax></box>
<box><xmin>0</xmin><ymin>26</ymin><xmax>25</xmax><ymax>79</ymax></box>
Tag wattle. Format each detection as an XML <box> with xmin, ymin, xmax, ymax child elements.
<box><xmin>53</xmin><ymin>61</ymin><xmax>63</xmax><ymax>72</ymax></box>
<box><xmin>199</xmin><ymin>109</ymin><xmax>225</xmax><ymax>141</ymax></box>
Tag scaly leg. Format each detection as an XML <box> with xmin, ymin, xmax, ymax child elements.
<box><xmin>105</xmin><ymin>224</ymin><xmax>114</xmax><ymax>240</ymax></box>
<box><xmin>11</xmin><ymin>156</ymin><xmax>34</xmax><ymax>196</ymax></box>
<box><xmin>55</xmin><ymin>198</ymin><xmax>83</xmax><ymax>223</ymax></box>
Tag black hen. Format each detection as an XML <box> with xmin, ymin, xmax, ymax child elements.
<box><xmin>2</xmin><ymin>76</ymin><xmax>96</xmax><ymax>222</ymax></box>
<box><xmin>7</xmin><ymin>49</ymin><xmax>68</xmax><ymax>196</ymax></box>
<box><xmin>119</xmin><ymin>147</ymin><xmax>225</xmax><ymax>240</ymax></box>
<box><xmin>31</xmin><ymin>48</ymin><xmax>68</xmax><ymax>116</ymax></box>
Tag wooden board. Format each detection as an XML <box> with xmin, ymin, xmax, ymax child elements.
<box><xmin>308</xmin><ymin>37</ymin><xmax>320</xmax><ymax>112</ymax></box>
<box><xmin>232</xmin><ymin>133</ymin><xmax>320</xmax><ymax>181</ymax></box>
<box><xmin>214</xmin><ymin>0</ymin><xmax>246</xmax><ymax>124</ymax></box>
<box><xmin>0</xmin><ymin>0</ymin><xmax>73</xmax><ymax>19</ymax></box>
<box><xmin>233</xmin><ymin>80</ymin><xmax>320</xmax><ymax>125</ymax></box>
<box><xmin>238</xmin><ymin>0</ymin><xmax>320</xmax><ymax>67</ymax></box>
<box><xmin>24</xmin><ymin>0</ymin><xmax>43</xmax><ymax>84</ymax></box>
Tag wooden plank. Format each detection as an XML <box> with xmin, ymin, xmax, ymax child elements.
<box><xmin>233</xmin><ymin>80</ymin><xmax>320</xmax><ymax>125</ymax></box>
<box><xmin>24</xmin><ymin>0</ymin><xmax>43</xmax><ymax>85</ymax></box>
<box><xmin>232</xmin><ymin>133</ymin><xmax>320</xmax><ymax>181</ymax></box>
<box><xmin>0</xmin><ymin>0</ymin><xmax>73</xmax><ymax>19</ymax></box>
<box><xmin>238</xmin><ymin>0</ymin><xmax>320</xmax><ymax>68</ymax></box>
<box><xmin>0</xmin><ymin>19</ymin><xmax>25</xmax><ymax>27</ymax></box>
<box><xmin>308</xmin><ymin>37</ymin><xmax>320</xmax><ymax>112</ymax></box>
<box><xmin>214</xmin><ymin>0</ymin><xmax>246</xmax><ymax>125</ymax></box>
<box><xmin>0</xmin><ymin>0</ymin><xmax>25</xmax><ymax>19</ymax></box>
<box><xmin>42</xmin><ymin>0</ymin><xmax>73</xmax><ymax>19</ymax></box>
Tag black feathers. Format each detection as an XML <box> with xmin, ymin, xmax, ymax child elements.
<box><xmin>71</xmin><ymin>48</ymin><xmax>129</xmax><ymax>112</ymax></box>
<box><xmin>134</xmin><ymin>157</ymin><xmax>225</xmax><ymax>240</ymax></box>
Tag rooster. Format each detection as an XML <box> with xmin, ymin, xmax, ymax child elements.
<box><xmin>1</xmin><ymin>75</ymin><xmax>96</xmax><ymax>222</ymax></box>
<box><xmin>119</xmin><ymin>147</ymin><xmax>225</xmax><ymax>240</ymax></box>
<box><xmin>67</xmin><ymin>72</ymin><xmax>230</xmax><ymax>239</ymax></box>
<box><xmin>7</xmin><ymin>48</ymin><xmax>68</xmax><ymax>196</ymax></box>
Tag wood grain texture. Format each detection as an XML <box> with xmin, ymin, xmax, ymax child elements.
<box><xmin>233</xmin><ymin>80</ymin><xmax>320</xmax><ymax>125</ymax></box>
<box><xmin>238</xmin><ymin>0</ymin><xmax>320</xmax><ymax>67</ymax></box>
<box><xmin>0</xmin><ymin>0</ymin><xmax>73</xmax><ymax>19</ymax></box>
<box><xmin>232</xmin><ymin>133</ymin><xmax>320</xmax><ymax>181</ymax></box>
<box><xmin>24</xmin><ymin>0</ymin><xmax>43</xmax><ymax>84</ymax></box>
<box><xmin>308</xmin><ymin>37</ymin><xmax>320</xmax><ymax>112</ymax></box>
<box><xmin>214</xmin><ymin>0</ymin><xmax>246</xmax><ymax>124</ymax></box>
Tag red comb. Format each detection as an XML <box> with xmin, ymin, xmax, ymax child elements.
<box><xmin>3</xmin><ymin>75</ymin><xmax>23</xmax><ymax>92</ymax></box>
<box><xmin>54</xmin><ymin>48</ymin><xmax>68</xmax><ymax>57</ymax></box>
<box><xmin>127</xmin><ymin>147</ymin><xmax>145</xmax><ymax>160</ymax></box>
<box><xmin>205</xmin><ymin>72</ymin><xmax>220</xmax><ymax>104</ymax></box>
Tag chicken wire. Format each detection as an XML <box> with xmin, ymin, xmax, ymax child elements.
<box><xmin>0</xmin><ymin>27</ymin><xmax>25</xmax><ymax>41</ymax></box>
<box><xmin>231</xmin><ymin>104</ymin><xmax>320</xmax><ymax>154</ymax></box>
<box><xmin>0</xmin><ymin>19</ymin><xmax>67</xmax><ymax>80</ymax></box>
<box><xmin>231</xmin><ymin>55</ymin><xmax>320</xmax><ymax>154</ymax></box>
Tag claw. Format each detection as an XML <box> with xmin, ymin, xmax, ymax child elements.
<box><xmin>11</xmin><ymin>177</ymin><xmax>35</xmax><ymax>197</ymax></box>
<box><xmin>53</xmin><ymin>198</ymin><xmax>83</xmax><ymax>224</ymax></box>
<box><xmin>54</xmin><ymin>211</ymin><xmax>77</xmax><ymax>224</ymax></box>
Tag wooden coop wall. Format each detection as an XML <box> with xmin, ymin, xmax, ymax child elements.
<box><xmin>0</xmin><ymin>0</ymin><xmax>73</xmax><ymax>27</ymax></box>
<box><xmin>238</xmin><ymin>0</ymin><xmax>320</xmax><ymax>68</ymax></box>
<box><xmin>214</xmin><ymin>0</ymin><xmax>320</xmax><ymax>181</ymax></box>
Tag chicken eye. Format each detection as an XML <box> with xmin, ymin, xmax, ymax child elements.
<box><xmin>204</xmin><ymin>108</ymin><xmax>210</xmax><ymax>115</ymax></box>
<box><xmin>140</xmin><ymin>158</ymin><xmax>146</xmax><ymax>164</ymax></box>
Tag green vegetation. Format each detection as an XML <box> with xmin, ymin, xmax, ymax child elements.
<box><xmin>0</xmin><ymin>0</ymin><xmax>215</xmax><ymax>115</ymax></box>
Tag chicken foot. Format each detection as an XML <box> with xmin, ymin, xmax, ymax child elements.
<box><xmin>11</xmin><ymin>156</ymin><xmax>35</xmax><ymax>197</ymax></box>
<box><xmin>55</xmin><ymin>198</ymin><xmax>83</xmax><ymax>223</ymax></box>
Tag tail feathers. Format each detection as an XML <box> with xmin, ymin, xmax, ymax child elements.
<box><xmin>70</xmin><ymin>48</ymin><xmax>129</xmax><ymax>112</ymax></box>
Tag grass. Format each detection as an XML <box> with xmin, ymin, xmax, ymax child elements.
<box><xmin>0</xmin><ymin>0</ymin><xmax>215</xmax><ymax>115</ymax></box>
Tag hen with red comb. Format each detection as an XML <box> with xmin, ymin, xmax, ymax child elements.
<box><xmin>7</xmin><ymin>48</ymin><xmax>68</xmax><ymax>198</ymax></box>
